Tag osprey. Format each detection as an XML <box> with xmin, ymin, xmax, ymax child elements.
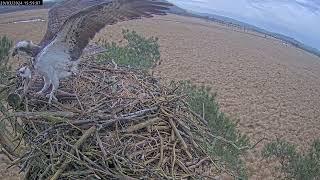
<box><xmin>12</xmin><ymin>0</ymin><xmax>111</xmax><ymax>58</ymax></box>
<box><xmin>16</xmin><ymin>0</ymin><xmax>172</xmax><ymax>103</ymax></box>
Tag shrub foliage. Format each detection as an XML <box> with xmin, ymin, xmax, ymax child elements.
<box><xmin>0</xmin><ymin>36</ymin><xmax>14</xmax><ymax>101</ymax></box>
<box><xmin>98</xmin><ymin>29</ymin><xmax>160</xmax><ymax>70</ymax></box>
<box><xmin>0</xmin><ymin>36</ymin><xmax>16</xmax><ymax>157</ymax></box>
<box><xmin>262</xmin><ymin>139</ymin><xmax>320</xmax><ymax>179</ymax></box>
<box><xmin>172</xmin><ymin>81</ymin><xmax>250</xmax><ymax>179</ymax></box>
<box><xmin>0</xmin><ymin>36</ymin><xmax>13</xmax><ymax>85</ymax></box>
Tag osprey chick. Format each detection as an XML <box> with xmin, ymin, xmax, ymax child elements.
<box><xmin>31</xmin><ymin>0</ymin><xmax>172</xmax><ymax>103</ymax></box>
<box><xmin>17</xmin><ymin>66</ymin><xmax>32</xmax><ymax>94</ymax></box>
<box><xmin>17</xmin><ymin>66</ymin><xmax>32</xmax><ymax>79</ymax></box>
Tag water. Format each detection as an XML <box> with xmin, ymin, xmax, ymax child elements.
<box><xmin>12</xmin><ymin>18</ymin><xmax>45</xmax><ymax>24</ymax></box>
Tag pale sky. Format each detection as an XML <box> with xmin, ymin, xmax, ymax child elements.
<box><xmin>167</xmin><ymin>0</ymin><xmax>320</xmax><ymax>50</ymax></box>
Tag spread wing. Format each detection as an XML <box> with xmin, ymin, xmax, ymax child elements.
<box><xmin>53</xmin><ymin>0</ymin><xmax>172</xmax><ymax>61</ymax></box>
<box><xmin>39</xmin><ymin>0</ymin><xmax>110</xmax><ymax>47</ymax></box>
<box><xmin>82</xmin><ymin>43</ymin><xmax>107</xmax><ymax>57</ymax></box>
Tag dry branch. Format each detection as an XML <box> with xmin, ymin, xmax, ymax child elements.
<box><xmin>50</xmin><ymin>126</ymin><xmax>96</xmax><ymax>180</ymax></box>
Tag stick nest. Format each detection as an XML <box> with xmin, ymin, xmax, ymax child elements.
<box><xmin>6</xmin><ymin>59</ymin><xmax>221</xmax><ymax>179</ymax></box>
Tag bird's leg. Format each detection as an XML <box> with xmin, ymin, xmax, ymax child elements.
<box><xmin>46</xmin><ymin>75</ymin><xmax>59</xmax><ymax>104</ymax></box>
<box><xmin>23</xmin><ymin>77</ymin><xmax>32</xmax><ymax>94</ymax></box>
<box><xmin>36</xmin><ymin>76</ymin><xmax>50</xmax><ymax>95</ymax></box>
<box><xmin>70</xmin><ymin>62</ymin><xmax>79</xmax><ymax>76</ymax></box>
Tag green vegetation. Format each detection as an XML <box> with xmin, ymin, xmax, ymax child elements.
<box><xmin>0</xmin><ymin>36</ymin><xmax>17</xmax><ymax>158</ymax></box>
<box><xmin>98</xmin><ymin>29</ymin><xmax>161</xmax><ymax>70</ymax></box>
<box><xmin>262</xmin><ymin>139</ymin><xmax>320</xmax><ymax>179</ymax></box>
<box><xmin>172</xmin><ymin>81</ymin><xmax>250</xmax><ymax>179</ymax></box>
<box><xmin>0</xmin><ymin>36</ymin><xmax>13</xmax><ymax>85</ymax></box>
<box><xmin>0</xmin><ymin>36</ymin><xmax>14</xmax><ymax>102</ymax></box>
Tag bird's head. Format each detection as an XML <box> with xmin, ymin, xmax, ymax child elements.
<box><xmin>12</xmin><ymin>40</ymin><xmax>33</xmax><ymax>57</ymax></box>
<box><xmin>17</xmin><ymin>66</ymin><xmax>32</xmax><ymax>79</ymax></box>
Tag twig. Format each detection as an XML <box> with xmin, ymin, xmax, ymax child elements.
<box><xmin>181</xmin><ymin>100</ymin><xmax>208</xmax><ymax>125</ymax></box>
<box><xmin>13</xmin><ymin>111</ymin><xmax>76</xmax><ymax>119</ymax></box>
<box><xmin>0</xmin><ymin>147</ymin><xmax>15</xmax><ymax>161</ymax></box>
<box><xmin>171</xmin><ymin>141</ymin><xmax>177</xmax><ymax>178</ymax></box>
<box><xmin>121</xmin><ymin>107</ymin><xmax>158</xmax><ymax>118</ymax></box>
<box><xmin>208</xmin><ymin>133</ymin><xmax>249</xmax><ymax>151</ymax></box>
<box><xmin>168</xmin><ymin>118</ymin><xmax>192</xmax><ymax>160</ymax></box>
<box><xmin>202</xmin><ymin>103</ymin><xmax>205</xmax><ymax>120</ymax></box>
<box><xmin>123</xmin><ymin>118</ymin><xmax>160</xmax><ymax>133</ymax></box>
<box><xmin>96</xmin><ymin>131</ymin><xmax>107</xmax><ymax>157</ymax></box>
<box><xmin>157</xmin><ymin>132</ymin><xmax>164</xmax><ymax>168</ymax></box>
<box><xmin>50</xmin><ymin>126</ymin><xmax>96</xmax><ymax>180</ymax></box>
<box><xmin>39</xmin><ymin>164</ymin><xmax>52</xmax><ymax>180</ymax></box>
<box><xmin>0</xmin><ymin>128</ymin><xmax>17</xmax><ymax>158</ymax></box>
<box><xmin>176</xmin><ymin>159</ymin><xmax>191</xmax><ymax>175</ymax></box>
<box><xmin>188</xmin><ymin>157</ymin><xmax>210</xmax><ymax>169</ymax></box>
<box><xmin>75</xmin><ymin>93</ymin><xmax>84</xmax><ymax>112</ymax></box>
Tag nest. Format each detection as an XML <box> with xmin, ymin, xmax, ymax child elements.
<box><xmin>4</xmin><ymin>59</ymin><xmax>222</xmax><ymax>179</ymax></box>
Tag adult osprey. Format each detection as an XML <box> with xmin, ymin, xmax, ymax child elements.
<box><xmin>12</xmin><ymin>0</ymin><xmax>112</xmax><ymax>58</ymax></box>
<box><xmin>18</xmin><ymin>0</ymin><xmax>172</xmax><ymax>103</ymax></box>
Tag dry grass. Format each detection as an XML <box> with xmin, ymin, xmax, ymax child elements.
<box><xmin>1</xmin><ymin>9</ymin><xmax>320</xmax><ymax>179</ymax></box>
<box><xmin>0</xmin><ymin>9</ymin><xmax>47</xmax><ymax>41</ymax></box>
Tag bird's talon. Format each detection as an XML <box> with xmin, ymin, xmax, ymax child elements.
<box><xmin>46</xmin><ymin>93</ymin><xmax>58</xmax><ymax>104</ymax></box>
<box><xmin>36</xmin><ymin>91</ymin><xmax>45</xmax><ymax>97</ymax></box>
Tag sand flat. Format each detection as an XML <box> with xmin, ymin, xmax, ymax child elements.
<box><xmin>1</xmin><ymin>10</ymin><xmax>320</xmax><ymax>179</ymax></box>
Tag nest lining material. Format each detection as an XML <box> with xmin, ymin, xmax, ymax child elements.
<box><xmin>6</xmin><ymin>59</ymin><xmax>222</xmax><ymax>179</ymax></box>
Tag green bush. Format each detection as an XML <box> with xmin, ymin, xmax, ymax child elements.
<box><xmin>0</xmin><ymin>36</ymin><xmax>13</xmax><ymax>99</ymax></box>
<box><xmin>262</xmin><ymin>139</ymin><xmax>320</xmax><ymax>179</ymax></box>
<box><xmin>0</xmin><ymin>36</ymin><xmax>13</xmax><ymax>85</ymax></box>
<box><xmin>98</xmin><ymin>29</ymin><xmax>160</xmax><ymax>70</ymax></box>
<box><xmin>172</xmin><ymin>81</ymin><xmax>250</xmax><ymax>179</ymax></box>
<box><xmin>0</xmin><ymin>36</ymin><xmax>17</xmax><ymax>157</ymax></box>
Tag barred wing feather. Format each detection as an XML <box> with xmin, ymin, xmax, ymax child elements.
<box><xmin>54</xmin><ymin>0</ymin><xmax>172</xmax><ymax>61</ymax></box>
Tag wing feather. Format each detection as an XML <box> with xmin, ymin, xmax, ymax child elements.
<box><xmin>39</xmin><ymin>0</ymin><xmax>110</xmax><ymax>48</ymax></box>
<box><xmin>53</xmin><ymin>0</ymin><xmax>172</xmax><ymax>61</ymax></box>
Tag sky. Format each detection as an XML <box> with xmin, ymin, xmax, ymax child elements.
<box><xmin>167</xmin><ymin>0</ymin><xmax>320</xmax><ymax>50</ymax></box>
<box><xmin>43</xmin><ymin>0</ymin><xmax>320</xmax><ymax>50</ymax></box>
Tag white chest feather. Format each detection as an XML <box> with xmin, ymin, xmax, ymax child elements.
<box><xmin>34</xmin><ymin>40</ymin><xmax>77</xmax><ymax>79</ymax></box>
